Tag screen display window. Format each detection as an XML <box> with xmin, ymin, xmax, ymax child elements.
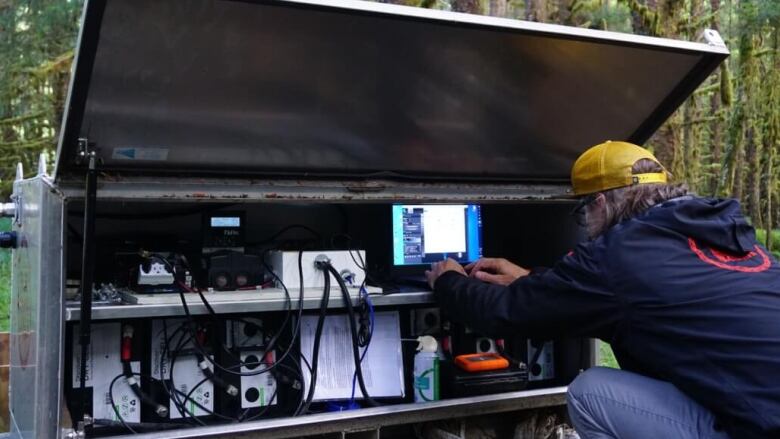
<box><xmin>392</xmin><ymin>204</ymin><xmax>482</xmax><ymax>266</ymax></box>
<box><xmin>210</xmin><ymin>217</ymin><xmax>241</xmax><ymax>228</ymax></box>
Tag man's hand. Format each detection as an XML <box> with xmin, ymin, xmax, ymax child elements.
<box><xmin>465</xmin><ymin>258</ymin><xmax>530</xmax><ymax>286</ymax></box>
<box><xmin>425</xmin><ymin>258</ymin><xmax>467</xmax><ymax>289</ymax></box>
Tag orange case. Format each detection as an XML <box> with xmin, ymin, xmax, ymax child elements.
<box><xmin>454</xmin><ymin>353</ymin><xmax>509</xmax><ymax>372</ymax></box>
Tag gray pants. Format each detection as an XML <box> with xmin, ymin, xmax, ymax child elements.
<box><xmin>566</xmin><ymin>367</ymin><xmax>731</xmax><ymax>439</ymax></box>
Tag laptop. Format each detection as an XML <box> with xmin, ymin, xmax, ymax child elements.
<box><xmin>391</xmin><ymin>204</ymin><xmax>483</xmax><ymax>288</ymax></box>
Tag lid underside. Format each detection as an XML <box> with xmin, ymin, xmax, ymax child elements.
<box><xmin>54</xmin><ymin>0</ymin><xmax>728</xmax><ymax>182</ymax></box>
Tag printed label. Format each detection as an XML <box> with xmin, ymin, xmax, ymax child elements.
<box><xmin>112</xmin><ymin>147</ymin><xmax>169</xmax><ymax>161</ymax></box>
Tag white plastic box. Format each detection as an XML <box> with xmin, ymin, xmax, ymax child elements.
<box><xmin>267</xmin><ymin>250</ymin><xmax>367</xmax><ymax>290</ymax></box>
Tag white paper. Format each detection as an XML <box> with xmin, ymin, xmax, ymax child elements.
<box><xmin>420</xmin><ymin>205</ymin><xmax>466</xmax><ymax>254</ymax></box>
<box><xmin>299</xmin><ymin>311</ymin><xmax>405</xmax><ymax>401</ymax></box>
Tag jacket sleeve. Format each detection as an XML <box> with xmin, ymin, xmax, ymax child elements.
<box><xmin>434</xmin><ymin>241</ymin><xmax>621</xmax><ymax>340</ymax></box>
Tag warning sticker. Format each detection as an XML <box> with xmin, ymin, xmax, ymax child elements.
<box><xmin>112</xmin><ymin>147</ymin><xmax>169</xmax><ymax>161</ymax></box>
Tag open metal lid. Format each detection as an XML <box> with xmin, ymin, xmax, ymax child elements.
<box><xmin>54</xmin><ymin>0</ymin><xmax>728</xmax><ymax>183</ymax></box>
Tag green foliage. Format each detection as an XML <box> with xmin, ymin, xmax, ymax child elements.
<box><xmin>599</xmin><ymin>342</ymin><xmax>619</xmax><ymax>369</ymax></box>
<box><xmin>0</xmin><ymin>0</ymin><xmax>83</xmax><ymax>196</ymax></box>
<box><xmin>755</xmin><ymin>228</ymin><xmax>780</xmax><ymax>250</ymax></box>
<box><xmin>579</xmin><ymin>1</ymin><xmax>633</xmax><ymax>32</ymax></box>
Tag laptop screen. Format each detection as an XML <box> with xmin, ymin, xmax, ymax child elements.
<box><xmin>392</xmin><ymin>204</ymin><xmax>482</xmax><ymax>266</ymax></box>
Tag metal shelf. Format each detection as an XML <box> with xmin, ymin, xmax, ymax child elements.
<box><xmin>110</xmin><ymin>387</ymin><xmax>568</xmax><ymax>439</ymax></box>
<box><xmin>65</xmin><ymin>289</ymin><xmax>435</xmax><ymax>321</ymax></box>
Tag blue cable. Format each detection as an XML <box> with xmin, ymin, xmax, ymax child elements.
<box><xmin>351</xmin><ymin>285</ymin><xmax>374</xmax><ymax>401</ymax></box>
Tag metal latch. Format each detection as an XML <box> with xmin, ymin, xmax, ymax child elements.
<box><xmin>701</xmin><ymin>29</ymin><xmax>726</xmax><ymax>48</ymax></box>
<box><xmin>0</xmin><ymin>203</ymin><xmax>14</xmax><ymax>218</ymax></box>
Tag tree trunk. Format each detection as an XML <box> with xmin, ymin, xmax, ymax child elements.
<box><xmin>488</xmin><ymin>0</ymin><xmax>507</xmax><ymax>17</ymax></box>
<box><xmin>764</xmin><ymin>146</ymin><xmax>774</xmax><ymax>250</ymax></box>
<box><xmin>745</xmin><ymin>122</ymin><xmax>762</xmax><ymax>225</ymax></box>
<box><xmin>556</xmin><ymin>0</ymin><xmax>572</xmax><ymax>25</ymax></box>
<box><xmin>709</xmin><ymin>88</ymin><xmax>723</xmax><ymax>195</ymax></box>
<box><xmin>525</xmin><ymin>0</ymin><xmax>547</xmax><ymax>22</ymax></box>
<box><xmin>453</xmin><ymin>0</ymin><xmax>483</xmax><ymax>13</ymax></box>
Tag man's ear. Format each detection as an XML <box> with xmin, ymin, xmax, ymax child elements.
<box><xmin>594</xmin><ymin>193</ymin><xmax>606</xmax><ymax>207</ymax></box>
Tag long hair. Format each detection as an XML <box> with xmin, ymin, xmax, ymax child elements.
<box><xmin>589</xmin><ymin>159</ymin><xmax>690</xmax><ymax>237</ymax></box>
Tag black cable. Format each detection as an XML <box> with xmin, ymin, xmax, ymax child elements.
<box><xmin>170</xmin><ymin>246</ymin><xmax>305</xmax><ymax>384</ymax></box>
<box><xmin>342</xmin><ymin>242</ymin><xmax>375</xmax><ymax>400</ymax></box>
<box><xmin>174</xmin><ymin>288</ymin><xmax>293</xmax><ymax>377</ymax></box>
<box><xmin>166</xmin><ymin>328</ymin><xmax>207</xmax><ymax>425</ymax></box>
<box><xmin>333</xmin><ymin>233</ymin><xmax>382</xmax><ymax>288</ymax></box>
<box><xmin>148</xmin><ymin>245</ymin><xmax>310</xmax><ymax>418</ymax></box>
<box><xmin>166</xmin><ymin>248</ymin><xmax>301</xmax><ymax>378</ymax></box>
<box><xmin>161</xmin><ymin>321</ymin><xmax>199</xmax><ymax>424</ymax></box>
<box><xmin>297</xmin><ymin>273</ymin><xmax>331</xmax><ymax>416</ymax></box>
<box><xmin>108</xmin><ymin>373</ymin><xmax>138</xmax><ymax>434</ymax></box>
<box><xmin>530</xmin><ymin>340</ymin><xmax>546</xmax><ymax>368</ymax></box>
<box><xmin>293</xmin><ymin>345</ymin><xmax>313</xmax><ymax>416</ymax></box>
<box><xmin>163</xmin><ymin>318</ymin><xmax>305</xmax><ymax>423</ymax></box>
<box><xmin>163</xmin><ymin>313</ymin><xmax>295</xmax><ymax>424</ymax></box>
<box><xmin>173</xmin><ymin>378</ymin><xmax>237</xmax><ymax>422</ymax></box>
<box><xmin>122</xmin><ymin>361</ymin><xmax>169</xmax><ymax>418</ymax></box>
<box><xmin>325</xmin><ymin>264</ymin><xmax>379</xmax><ymax>407</ymax></box>
<box><xmin>163</xmin><ymin>283</ymin><xmax>240</xmax><ymax>398</ymax></box>
<box><xmin>351</xmin><ymin>288</ymin><xmax>374</xmax><ymax>401</ymax></box>
<box><xmin>167</xmin><ymin>329</ymin><xmax>211</xmax><ymax>426</ymax></box>
<box><xmin>194</xmin><ymin>352</ymin><xmax>238</xmax><ymax>397</ymax></box>
<box><xmin>177</xmin><ymin>349</ymin><xmax>303</xmax><ymax>422</ymax></box>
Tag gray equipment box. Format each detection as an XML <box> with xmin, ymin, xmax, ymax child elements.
<box><xmin>5</xmin><ymin>0</ymin><xmax>728</xmax><ymax>438</ymax></box>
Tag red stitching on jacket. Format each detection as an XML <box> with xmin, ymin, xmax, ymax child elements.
<box><xmin>688</xmin><ymin>238</ymin><xmax>771</xmax><ymax>273</ymax></box>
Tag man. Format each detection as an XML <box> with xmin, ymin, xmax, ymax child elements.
<box><xmin>426</xmin><ymin>141</ymin><xmax>780</xmax><ymax>439</ymax></box>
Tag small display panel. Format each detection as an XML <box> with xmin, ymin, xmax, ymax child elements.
<box><xmin>204</xmin><ymin>212</ymin><xmax>245</xmax><ymax>250</ymax></box>
<box><xmin>211</xmin><ymin>217</ymin><xmax>241</xmax><ymax>228</ymax></box>
<box><xmin>392</xmin><ymin>204</ymin><xmax>482</xmax><ymax>266</ymax></box>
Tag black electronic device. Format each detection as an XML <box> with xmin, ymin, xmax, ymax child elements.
<box><xmin>207</xmin><ymin>251</ymin><xmax>264</xmax><ymax>291</ymax></box>
<box><xmin>441</xmin><ymin>360</ymin><xmax>528</xmax><ymax>398</ymax></box>
<box><xmin>204</xmin><ymin>212</ymin><xmax>246</xmax><ymax>251</ymax></box>
<box><xmin>446</xmin><ymin>322</ymin><xmax>499</xmax><ymax>357</ymax></box>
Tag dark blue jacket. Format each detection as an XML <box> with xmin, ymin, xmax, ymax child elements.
<box><xmin>435</xmin><ymin>197</ymin><xmax>780</xmax><ymax>439</ymax></box>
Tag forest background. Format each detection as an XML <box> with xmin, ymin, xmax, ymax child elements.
<box><xmin>1</xmin><ymin>0</ymin><xmax>779</xmax><ymax>368</ymax></box>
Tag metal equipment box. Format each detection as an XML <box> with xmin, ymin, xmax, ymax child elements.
<box><xmin>4</xmin><ymin>0</ymin><xmax>728</xmax><ymax>438</ymax></box>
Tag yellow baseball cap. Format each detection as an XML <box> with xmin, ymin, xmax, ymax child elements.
<box><xmin>571</xmin><ymin>141</ymin><xmax>668</xmax><ymax>196</ymax></box>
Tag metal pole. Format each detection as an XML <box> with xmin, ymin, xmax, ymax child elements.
<box><xmin>78</xmin><ymin>152</ymin><xmax>97</xmax><ymax>422</ymax></box>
